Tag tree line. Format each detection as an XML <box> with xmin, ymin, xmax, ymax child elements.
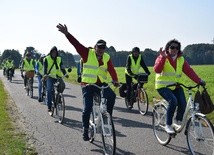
<box><xmin>1</xmin><ymin>43</ymin><xmax>214</xmax><ymax>69</ymax></box>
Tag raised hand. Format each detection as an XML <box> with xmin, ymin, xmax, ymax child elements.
<box><xmin>159</xmin><ymin>47</ymin><xmax>166</xmax><ymax>57</ymax></box>
<box><xmin>56</xmin><ymin>23</ymin><xmax>68</xmax><ymax>36</ymax></box>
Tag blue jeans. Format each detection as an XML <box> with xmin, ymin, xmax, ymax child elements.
<box><xmin>81</xmin><ymin>84</ymin><xmax>116</xmax><ymax>129</ymax></box>
<box><xmin>37</xmin><ymin>75</ymin><xmax>42</xmax><ymax>99</ymax></box>
<box><xmin>46</xmin><ymin>77</ymin><xmax>57</xmax><ymax>109</ymax></box>
<box><xmin>157</xmin><ymin>87</ymin><xmax>187</xmax><ymax>125</ymax></box>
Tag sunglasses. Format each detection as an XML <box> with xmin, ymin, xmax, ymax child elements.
<box><xmin>97</xmin><ymin>45</ymin><xmax>106</xmax><ymax>49</ymax></box>
<box><xmin>169</xmin><ymin>45</ymin><xmax>179</xmax><ymax>50</ymax></box>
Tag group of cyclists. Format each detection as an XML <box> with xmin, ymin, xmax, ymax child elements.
<box><xmin>56</xmin><ymin>23</ymin><xmax>206</xmax><ymax>141</ymax></box>
<box><xmin>1</xmin><ymin>23</ymin><xmax>207</xmax><ymax>153</ymax></box>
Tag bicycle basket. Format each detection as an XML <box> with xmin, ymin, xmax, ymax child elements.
<box><xmin>137</xmin><ymin>73</ymin><xmax>148</xmax><ymax>83</ymax></box>
<box><xmin>57</xmin><ymin>78</ymin><xmax>65</xmax><ymax>93</ymax></box>
<box><xmin>25</xmin><ymin>71</ymin><xmax>35</xmax><ymax>78</ymax></box>
<box><xmin>119</xmin><ymin>83</ymin><xmax>127</xmax><ymax>98</ymax></box>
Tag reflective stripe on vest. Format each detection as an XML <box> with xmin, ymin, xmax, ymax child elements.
<box><xmin>125</xmin><ymin>54</ymin><xmax>141</xmax><ymax>75</ymax></box>
<box><xmin>23</xmin><ymin>59</ymin><xmax>34</xmax><ymax>71</ymax></box>
<box><xmin>6</xmin><ymin>61</ymin><xmax>14</xmax><ymax>68</ymax></box>
<box><xmin>82</xmin><ymin>49</ymin><xmax>110</xmax><ymax>83</ymax></box>
<box><xmin>45</xmin><ymin>55</ymin><xmax>62</xmax><ymax>78</ymax></box>
<box><xmin>155</xmin><ymin>56</ymin><xmax>184</xmax><ymax>89</ymax></box>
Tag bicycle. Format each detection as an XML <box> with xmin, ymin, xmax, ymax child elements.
<box><xmin>125</xmin><ymin>73</ymin><xmax>149</xmax><ymax>115</ymax></box>
<box><xmin>41</xmin><ymin>79</ymin><xmax>47</xmax><ymax>105</ymax></box>
<box><xmin>152</xmin><ymin>82</ymin><xmax>214</xmax><ymax>155</ymax></box>
<box><xmin>43</xmin><ymin>75</ymin><xmax>66</xmax><ymax>124</ymax></box>
<box><xmin>25</xmin><ymin>70</ymin><xmax>35</xmax><ymax>98</ymax></box>
<box><xmin>88</xmin><ymin>83</ymin><xmax>116</xmax><ymax>155</ymax></box>
<box><xmin>7</xmin><ymin>68</ymin><xmax>13</xmax><ymax>82</ymax></box>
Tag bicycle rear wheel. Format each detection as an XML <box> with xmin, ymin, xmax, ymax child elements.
<box><xmin>29</xmin><ymin>78</ymin><xmax>33</xmax><ymax>98</ymax></box>
<box><xmin>56</xmin><ymin>93</ymin><xmax>65</xmax><ymax>124</ymax></box>
<box><xmin>101</xmin><ymin>112</ymin><xmax>116</xmax><ymax>155</ymax></box>
<box><xmin>137</xmin><ymin>88</ymin><xmax>148</xmax><ymax>115</ymax></box>
<box><xmin>186</xmin><ymin>114</ymin><xmax>214</xmax><ymax>155</ymax></box>
<box><xmin>152</xmin><ymin>103</ymin><xmax>171</xmax><ymax>145</ymax></box>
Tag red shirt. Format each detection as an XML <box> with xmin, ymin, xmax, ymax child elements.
<box><xmin>66</xmin><ymin>33</ymin><xmax>118</xmax><ymax>84</ymax></box>
<box><xmin>154</xmin><ymin>54</ymin><xmax>201</xmax><ymax>84</ymax></box>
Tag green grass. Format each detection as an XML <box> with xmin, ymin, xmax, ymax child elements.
<box><xmin>67</xmin><ymin>65</ymin><xmax>214</xmax><ymax>123</ymax></box>
<box><xmin>0</xmin><ymin>80</ymin><xmax>36</xmax><ymax>155</ymax></box>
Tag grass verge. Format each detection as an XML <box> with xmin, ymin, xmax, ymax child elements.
<box><xmin>0</xmin><ymin>80</ymin><xmax>37</xmax><ymax>155</ymax></box>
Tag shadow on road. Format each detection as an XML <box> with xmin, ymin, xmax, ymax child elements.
<box><xmin>166</xmin><ymin>144</ymin><xmax>190</xmax><ymax>155</ymax></box>
<box><xmin>65</xmin><ymin>105</ymin><xmax>82</xmax><ymax>112</ymax></box>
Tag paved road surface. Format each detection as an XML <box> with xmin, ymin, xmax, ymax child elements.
<box><xmin>0</xmin><ymin>71</ymin><xmax>192</xmax><ymax>155</ymax></box>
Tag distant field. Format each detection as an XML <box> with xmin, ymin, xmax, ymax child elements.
<box><xmin>67</xmin><ymin>65</ymin><xmax>214</xmax><ymax>123</ymax></box>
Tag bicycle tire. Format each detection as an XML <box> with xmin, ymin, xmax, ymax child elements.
<box><xmin>152</xmin><ymin>103</ymin><xmax>171</xmax><ymax>145</ymax></box>
<box><xmin>137</xmin><ymin>88</ymin><xmax>148</xmax><ymax>115</ymax></box>
<box><xmin>101</xmin><ymin>112</ymin><xmax>116</xmax><ymax>155</ymax></box>
<box><xmin>29</xmin><ymin>78</ymin><xmax>33</xmax><ymax>98</ymax></box>
<box><xmin>186</xmin><ymin>114</ymin><xmax>214</xmax><ymax>155</ymax></box>
<box><xmin>56</xmin><ymin>93</ymin><xmax>65</xmax><ymax>124</ymax></box>
<box><xmin>89</xmin><ymin>110</ymin><xmax>96</xmax><ymax>143</ymax></box>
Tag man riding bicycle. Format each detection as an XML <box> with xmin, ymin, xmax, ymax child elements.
<box><xmin>6</xmin><ymin>57</ymin><xmax>15</xmax><ymax>80</ymax></box>
<box><xmin>57</xmin><ymin>23</ymin><xmax>120</xmax><ymax>141</ymax></box>
<box><xmin>43</xmin><ymin>46</ymin><xmax>68</xmax><ymax>114</ymax></box>
<box><xmin>35</xmin><ymin>54</ymin><xmax>46</xmax><ymax>102</ymax></box>
<box><xmin>125</xmin><ymin>47</ymin><xmax>150</xmax><ymax>108</ymax></box>
<box><xmin>21</xmin><ymin>52</ymin><xmax>35</xmax><ymax>89</ymax></box>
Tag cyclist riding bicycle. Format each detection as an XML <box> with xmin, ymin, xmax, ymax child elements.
<box><xmin>125</xmin><ymin>47</ymin><xmax>150</xmax><ymax>108</ymax></box>
<box><xmin>6</xmin><ymin>57</ymin><xmax>15</xmax><ymax>80</ymax></box>
<box><xmin>20</xmin><ymin>52</ymin><xmax>36</xmax><ymax>89</ymax></box>
<box><xmin>43</xmin><ymin>46</ymin><xmax>69</xmax><ymax>114</ymax></box>
<box><xmin>57</xmin><ymin>23</ymin><xmax>120</xmax><ymax>141</ymax></box>
<box><xmin>35</xmin><ymin>54</ymin><xmax>46</xmax><ymax>102</ymax></box>
<box><xmin>154</xmin><ymin>39</ymin><xmax>206</xmax><ymax>134</ymax></box>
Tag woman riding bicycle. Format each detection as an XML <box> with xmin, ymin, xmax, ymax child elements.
<box><xmin>125</xmin><ymin>47</ymin><xmax>150</xmax><ymax>108</ymax></box>
<box><xmin>154</xmin><ymin>39</ymin><xmax>205</xmax><ymax>134</ymax></box>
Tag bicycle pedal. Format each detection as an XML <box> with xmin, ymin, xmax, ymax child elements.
<box><xmin>169</xmin><ymin>133</ymin><xmax>176</xmax><ymax>138</ymax></box>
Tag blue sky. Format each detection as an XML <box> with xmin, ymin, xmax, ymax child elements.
<box><xmin>0</xmin><ymin>0</ymin><xmax>214</xmax><ymax>55</ymax></box>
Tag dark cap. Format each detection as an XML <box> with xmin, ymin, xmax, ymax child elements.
<box><xmin>96</xmin><ymin>39</ymin><xmax>106</xmax><ymax>46</ymax></box>
<box><xmin>132</xmin><ymin>47</ymin><xmax>140</xmax><ymax>53</ymax></box>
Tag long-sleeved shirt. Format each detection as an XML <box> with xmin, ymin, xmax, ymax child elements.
<box><xmin>126</xmin><ymin>54</ymin><xmax>151</xmax><ymax>77</ymax></box>
<box><xmin>65</xmin><ymin>33</ymin><xmax>118</xmax><ymax>84</ymax></box>
<box><xmin>153</xmin><ymin>53</ymin><xmax>201</xmax><ymax>84</ymax></box>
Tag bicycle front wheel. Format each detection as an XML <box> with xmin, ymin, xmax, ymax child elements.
<box><xmin>137</xmin><ymin>88</ymin><xmax>148</xmax><ymax>115</ymax></box>
<box><xmin>101</xmin><ymin>113</ymin><xmax>116</xmax><ymax>155</ymax></box>
<box><xmin>152</xmin><ymin>103</ymin><xmax>171</xmax><ymax>145</ymax></box>
<box><xmin>56</xmin><ymin>93</ymin><xmax>65</xmax><ymax>124</ymax></box>
<box><xmin>186</xmin><ymin>114</ymin><xmax>214</xmax><ymax>155</ymax></box>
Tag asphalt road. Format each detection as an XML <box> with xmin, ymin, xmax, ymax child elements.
<box><xmin>0</xmin><ymin>71</ymin><xmax>191</xmax><ymax>155</ymax></box>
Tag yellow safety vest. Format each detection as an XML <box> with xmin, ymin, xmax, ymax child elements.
<box><xmin>6</xmin><ymin>61</ymin><xmax>14</xmax><ymax>68</ymax></box>
<box><xmin>37</xmin><ymin>61</ymin><xmax>44</xmax><ymax>75</ymax></box>
<box><xmin>155</xmin><ymin>56</ymin><xmax>184</xmax><ymax>90</ymax></box>
<box><xmin>23</xmin><ymin>59</ymin><xmax>34</xmax><ymax>71</ymax></box>
<box><xmin>125</xmin><ymin>54</ymin><xmax>141</xmax><ymax>76</ymax></box>
<box><xmin>82</xmin><ymin>49</ymin><xmax>110</xmax><ymax>83</ymax></box>
<box><xmin>45</xmin><ymin>55</ymin><xmax>62</xmax><ymax>78</ymax></box>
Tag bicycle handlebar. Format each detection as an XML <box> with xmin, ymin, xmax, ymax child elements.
<box><xmin>86</xmin><ymin>82</ymin><xmax>113</xmax><ymax>90</ymax></box>
<box><xmin>166</xmin><ymin>82</ymin><xmax>200</xmax><ymax>90</ymax></box>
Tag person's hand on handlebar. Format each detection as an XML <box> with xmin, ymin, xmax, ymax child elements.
<box><xmin>199</xmin><ymin>79</ymin><xmax>206</xmax><ymax>86</ymax></box>
<box><xmin>112</xmin><ymin>81</ymin><xmax>120</xmax><ymax>87</ymax></box>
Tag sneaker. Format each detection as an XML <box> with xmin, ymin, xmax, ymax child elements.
<box><xmin>174</xmin><ymin>120</ymin><xmax>182</xmax><ymax>128</ymax></box>
<box><xmin>38</xmin><ymin>97</ymin><xmax>42</xmax><ymax>102</ymax></box>
<box><xmin>48</xmin><ymin>109</ymin><xmax>52</xmax><ymax>116</ymax></box>
<box><xmin>165</xmin><ymin>125</ymin><xmax>175</xmax><ymax>134</ymax></box>
<box><xmin>83</xmin><ymin>129</ymin><xmax>89</xmax><ymax>141</ymax></box>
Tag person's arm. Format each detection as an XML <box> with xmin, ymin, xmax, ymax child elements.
<box><xmin>60</xmin><ymin>61</ymin><xmax>67</xmax><ymax>76</ymax></box>
<box><xmin>153</xmin><ymin>55</ymin><xmax>166</xmax><ymax>73</ymax></box>
<box><xmin>56</xmin><ymin>23</ymin><xmax>89</xmax><ymax>62</ymax></box>
<box><xmin>107</xmin><ymin>59</ymin><xmax>118</xmax><ymax>82</ymax></box>
<box><xmin>43</xmin><ymin>58</ymin><xmax>47</xmax><ymax>75</ymax></box>
<box><xmin>126</xmin><ymin>56</ymin><xmax>135</xmax><ymax>77</ymax></box>
<box><xmin>183</xmin><ymin>60</ymin><xmax>201</xmax><ymax>84</ymax></box>
<box><xmin>140</xmin><ymin>55</ymin><xmax>150</xmax><ymax>75</ymax></box>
